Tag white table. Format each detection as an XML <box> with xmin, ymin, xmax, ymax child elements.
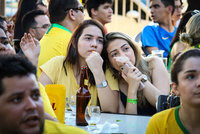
<box><xmin>65</xmin><ymin>112</ymin><xmax>151</xmax><ymax>133</ymax></box>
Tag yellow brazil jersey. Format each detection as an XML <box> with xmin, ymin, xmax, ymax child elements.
<box><xmin>44</xmin><ymin>120</ymin><xmax>88</xmax><ymax>134</ymax></box>
<box><xmin>146</xmin><ymin>107</ymin><xmax>189</xmax><ymax>134</ymax></box>
<box><xmin>37</xmin><ymin>23</ymin><xmax>72</xmax><ymax>77</ymax></box>
<box><xmin>40</xmin><ymin>56</ymin><xmax>119</xmax><ymax>106</ymax></box>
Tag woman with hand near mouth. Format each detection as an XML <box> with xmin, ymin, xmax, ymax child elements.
<box><xmin>39</xmin><ymin>20</ymin><xmax>118</xmax><ymax>113</ymax></box>
<box><xmin>102</xmin><ymin>32</ymin><xmax>170</xmax><ymax>115</ymax></box>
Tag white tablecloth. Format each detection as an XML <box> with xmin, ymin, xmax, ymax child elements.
<box><xmin>65</xmin><ymin>112</ymin><xmax>151</xmax><ymax>133</ymax></box>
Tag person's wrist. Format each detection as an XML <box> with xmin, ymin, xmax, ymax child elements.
<box><xmin>92</xmin><ymin>68</ymin><xmax>104</xmax><ymax>77</ymax></box>
<box><xmin>128</xmin><ymin>84</ymin><xmax>139</xmax><ymax>94</ymax></box>
<box><xmin>127</xmin><ymin>98</ymin><xmax>138</xmax><ymax>104</ymax></box>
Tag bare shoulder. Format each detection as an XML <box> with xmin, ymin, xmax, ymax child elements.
<box><xmin>144</xmin><ymin>56</ymin><xmax>163</xmax><ymax>69</ymax></box>
<box><xmin>171</xmin><ymin>41</ymin><xmax>189</xmax><ymax>59</ymax></box>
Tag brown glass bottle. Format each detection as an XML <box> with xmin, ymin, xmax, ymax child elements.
<box><xmin>76</xmin><ymin>66</ymin><xmax>91</xmax><ymax>126</ymax></box>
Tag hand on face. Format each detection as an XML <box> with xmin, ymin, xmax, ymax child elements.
<box><xmin>115</xmin><ymin>56</ymin><xmax>142</xmax><ymax>89</ymax></box>
<box><xmin>86</xmin><ymin>51</ymin><xmax>103</xmax><ymax>74</ymax></box>
<box><xmin>115</xmin><ymin>55</ymin><xmax>132</xmax><ymax>68</ymax></box>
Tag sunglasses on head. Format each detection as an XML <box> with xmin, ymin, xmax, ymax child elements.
<box><xmin>191</xmin><ymin>10</ymin><xmax>200</xmax><ymax>16</ymax></box>
<box><xmin>65</xmin><ymin>6</ymin><xmax>84</xmax><ymax>13</ymax></box>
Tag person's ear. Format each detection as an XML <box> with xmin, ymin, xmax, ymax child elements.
<box><xmin>91</xmin><ymin>8</ymin><xmax>97</xmax><ymax>16</ymax></box>
<box><xmin>29</xmin><ymin>28</ymin><xmax>36</xmax><ymax>37</ymax></box>
<box><xmin>68</xmin><ymin>9</ymin><xmax>76</xmax><ymax>21</ymax></box>
<box><xmin>171</xmin><ymin>82</ymin><xmax>180</xmax><ymax>96</ymax></box>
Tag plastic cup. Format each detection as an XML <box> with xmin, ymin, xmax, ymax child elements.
<box><xmin>152</xmin><ymin>50</ymin><xmax>164</xmax><ymax>58</ymax></box>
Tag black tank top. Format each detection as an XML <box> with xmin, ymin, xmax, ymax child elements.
<box><xmin>120</xmin><ymin>90</ymin><xmax>156</xmax><ymax>116</ymax></box>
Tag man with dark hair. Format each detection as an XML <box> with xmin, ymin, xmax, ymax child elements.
<box><xmin>141</xmin><ymin>0</ymin><xmax>176</xmax><ymax>57</ymax></box>
<box><xmin>0</xmin><ymin>55</ymin><xmax>43</xmax><ymax>134</ymax></box>
<box><xmin>85</xmin><ymin>0</ymin><xmax>113</xmax><ymax>33</ymax></box>
<box><xmin>22</xmin><ymin>10</ymin><xmax>50</xmax><ymax>41</ymax></box>
<box><xmin>37</xmin><ymin>0</ymin><xmax>84</xmax><ymax>76</ymax></box>
<box><xmin>0</xmin><ymin>55</ymin><xmax>87</xmax><ymax>134</ymax></box>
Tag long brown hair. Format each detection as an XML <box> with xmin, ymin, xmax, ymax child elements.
<box><xmin>102</xmin><ymin>32</ymin><xmax>151</xmax><ymax>108</ymax></box>
<box><xmin>63</xmin><ymin>20</ymin><xmax>105</xmax><ymax>86</ymax></box>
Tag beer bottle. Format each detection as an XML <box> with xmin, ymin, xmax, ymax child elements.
<box><xmin>76</xmin><ymin>66</ymin><xmax>91</xmax><ymax>126</ymax></box>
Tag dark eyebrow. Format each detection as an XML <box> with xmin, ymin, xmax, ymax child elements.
<box><xmin>84</xmin><ymin>34</ymin><xmax>103</xmax><ymax>39</ymax></box>
<box><xmin>184</xmin><ymin>70</ymin><xmax>196</xmax><ymax>74</ymax></box>
<box><xmin>150</xmin><ymin>4</ymin><xmax>160</xmax><ymax>8</ymax></box>
<box><xmin>8</xmin><ymin>88</ymin><xmax>39</xmax><ymax>97</ymax></box>
<box><xmin>120</xmin><ymin>43</ymin><xmax>128</xmax><ymax>48</ymax></box>
<box><xmin>31</xmin><ymin>88</ymin><xmax>40</xmax><ymax>91</ymax></box>
<box><xmin>109</xmin><ymin>43</ymin><xmax>128</xmax><ymax>54</ymax></box>
<box><xmin>110</xmin><ymin>49</ymin><xmax>117</xmax><ymax>54</ymax></box>
<box><xmin>9</xmin><ymin>91</ymin><xmax>24</xmax><ymax>98</ymax></box>
<box><xmin>98</xmin><ymin>37</ymin><xmax>104</xmax><ymax>40</ymax></box>
<box><xmin>84</xmin><ymin>34</ymin><xmax>93</xmax><ymax>37</ymax></box>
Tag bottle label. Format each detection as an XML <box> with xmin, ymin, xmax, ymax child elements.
<box><xmin>84</xmin><ymin>79</ymin><xmax>88</xmax><ymax>86</ymax></box>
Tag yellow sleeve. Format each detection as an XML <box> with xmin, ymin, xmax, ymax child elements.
<box><xmin>146</xmin><ymin>114</ymin><xmax>161</xmax><ymax>134</ymax></box>
<box><xmin>105</xmin><ymin>69</ymin><xmax>119</xmax><ymax>91</ymax></box>
<box><xmin>40</xmin><ymin>56</ymin><xmax>65</xmax><ymax>83</ymax></box>
<box><xmin>38</xmin><ymin>82</ymin><xmax>57</xmax><ymax>118</ymax></box>
<box><xmin>37</xmin><ymin>30</ymin><xmax>71</xmax><ymax>77</ymax></box>
<box><xmin>44</xmin><ymin>120</ymin><xmax>88</xmax><ymax>134</ymax></box>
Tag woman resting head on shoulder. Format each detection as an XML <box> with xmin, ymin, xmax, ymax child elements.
<box><xmin>39</xmin><ymin>20</ymin><xmax>119</xmax><ymax>113</ymax></box>
<box><xmin>102</xmin><ymin>32</ymin><xmax>170</xmax><ymax>115</ymax></box>
<box><xmin>146</xmin><ymin>48</ymin><xmax>200</xmax><ymax>134</ymax></box>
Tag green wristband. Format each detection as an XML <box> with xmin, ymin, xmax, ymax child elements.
<box><xmin>127</xmin><ymin>98</ymin><xmax>137</xmax><ymax>104</ymax></box>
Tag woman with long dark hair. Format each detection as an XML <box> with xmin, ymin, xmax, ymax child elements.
<box><xmin>39</xmin><ymin>20</ymin><xmax>118</xmax><ymax>113</ymax></box>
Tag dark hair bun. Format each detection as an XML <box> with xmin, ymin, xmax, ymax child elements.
<box><xmin>180</xmin><ymin>33</ymin><xmax>193</xmax><ymax>45</ymax></box>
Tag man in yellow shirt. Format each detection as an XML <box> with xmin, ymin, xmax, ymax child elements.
<box><xmin>37</xmin><ymin>0</ymin><xmax>85</xmax><ymax>77</ymax></box>
<box><xmin>0</xmin><ymin>55</ymin><xmax>87</xmax><ymax>134</ymax></box>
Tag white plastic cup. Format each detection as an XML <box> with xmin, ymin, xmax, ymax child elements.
<box><xmin>152</xmin><ymin>50</ymin><xmax>164</xmax><ymax>58</ymax></box>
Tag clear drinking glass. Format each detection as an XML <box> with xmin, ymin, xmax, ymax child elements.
<box><xmin>85</xmin><ymin>106</ymin><xmax>101</xmax><ymax>131</ymax></box>
<box><xmin>68</xmin><ymin>95</ymin><xmax>76</xmax><ymax>116</ymax></box>
<box><xmin>65</xmin><ymin>97</ymin><xmax>70</xmax><ymax>112</ymax></box>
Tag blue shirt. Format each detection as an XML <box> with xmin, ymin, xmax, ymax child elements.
<box><xmin>141</xmin><ymin>23</ymin><xmax>177</xmax><ymax>57</ymax></box>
